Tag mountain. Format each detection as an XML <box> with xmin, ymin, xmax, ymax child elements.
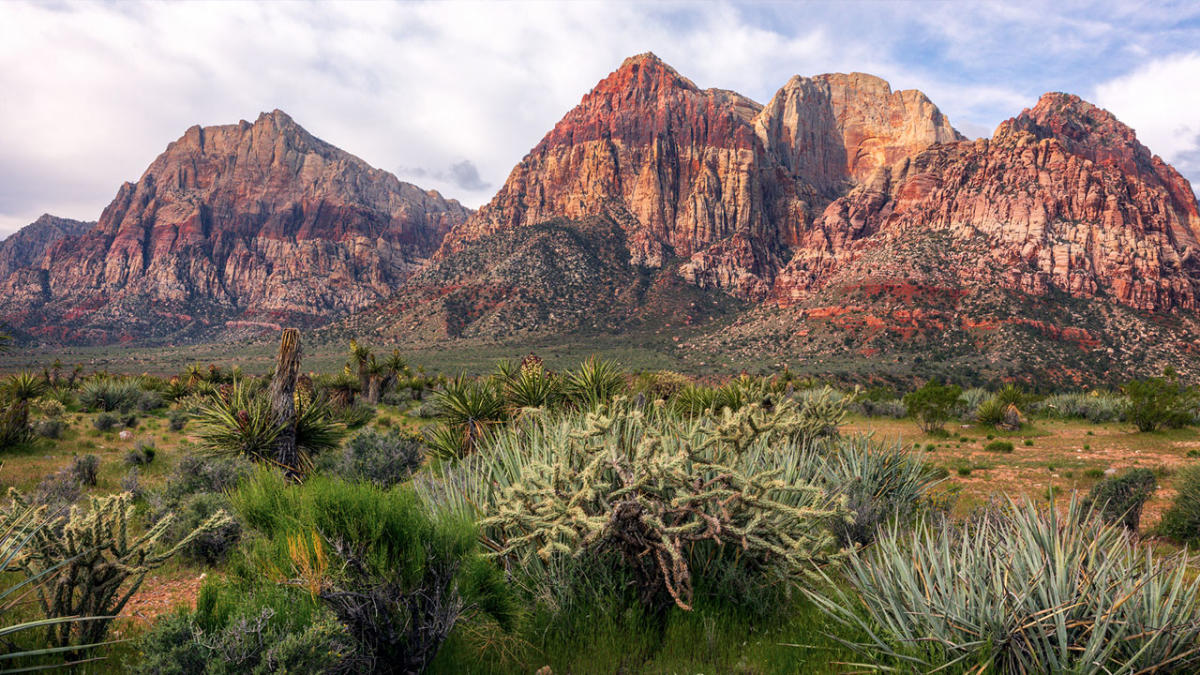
<box><xmin>353</xmin><ymin>53</ymin><xmax>1200</xmax><ymax>382</ymax></box>
<box><xmin>0</xmin><ymin>111</ymin><xmax>468</xmax><ymax>343</ymax></box>
<box><xmin>0</xmin><ymin>214</ymin><xmax>95</xmax><ymax>281</ymax></box>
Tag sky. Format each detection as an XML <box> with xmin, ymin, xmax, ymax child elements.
<box><xmin>2</xmin><ymin>0</ymin><xmax>1199</xmax><ymax>238</ymax></box>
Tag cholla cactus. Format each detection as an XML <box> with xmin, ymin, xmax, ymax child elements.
<box><xmin>482</xmin><ymin>399</ymin><xmax>848</xmax><ymax>611</ymax></box>
<box><xmin>3</xmin><ymin>488</ymin><xmax>231</xmax><ymax>648</ymax></box>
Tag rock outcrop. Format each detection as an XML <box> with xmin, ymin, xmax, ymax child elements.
<box><xmin>443</xmin><ymin>54</ymin><xmax>963</xmax><ymax>301</ymax></box>
<box><xmin>0</xmin><ymin>214</ymin><xmax>94</xmax><ymax>280</ymax></box>
<box><xmin>0</xmin><ymin>111</ymin><xmax>468</xmax><ymax>342</ymax></box>
<box><xmin>773</xmin><ymin>93</ymin><xmax>1200</xmax><ymax>313</ymax></box>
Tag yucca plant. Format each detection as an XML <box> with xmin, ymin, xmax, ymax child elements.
<box><xmin>3</xmin><ymin>372</ymin><xmax>47</xmax><ymax>403</ymax></box>
<box><xmin>347</xmin><ymin>339</ymin><xmax>372</xmax><ymax>395</ymax></box>
<box><xmin>564</xmin><ymin>357</ymin><xmax>625</xmax><ymax>410</ymax></box>
<box><xmin>194</xmin><ymin>381</ymin><xmax>344</xmax><ymax>475</ymax></box>
<box><xmin>809</xmin><ymin>496</ymin><xmax>1200</xmax><ymax>673</ymax></box>
<box><xmin>432</xmin><ymin>375</ymin><xmax>507</xmax><ymax>458</ymax></box>
<box><xmin>974</xmin><ymin>395</ymin><xmax>1007</xmax><ymax>426</ymax></box>
<box><xmin>670</xmin><ymin>383</ymin><xmax>719</xmax><ymax>416</ymax></box>
<box><xmin>77</xmin><ymin>378</ymin><xmax>141</xmax><ymax>412</ymax></box>
<box><xmin>503</xmin><ymin>362</ymin><xmax>562</xmax><ymax>411</ymax></box>
<box><xmin>0</xmin><ymin>331</ymin><xmax>10</xmax><ymax>354</ymax></box>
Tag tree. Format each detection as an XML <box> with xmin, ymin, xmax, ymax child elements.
<box><xmin>348</xmin><ymin>340</ymin><xmax>372</xmax><ymax>397</ymax></box>
<box><xmin>1124</xmin><ymin>372</ymin><xmax>1196</xmax><ymax>432</ymax></box>
<box><xmin>269</xmin><ymin>328</ymin><xmax>303</xmax><ymax>478</ymax></box>
<box><xmin>903</xmin><ymin>379</ymin><xmax>962</xmax><ymax>433</ymax></box>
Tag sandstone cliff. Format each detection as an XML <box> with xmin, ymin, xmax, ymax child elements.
<box><xmin>0</xmin><ymin>111</ymin><xmax>468</xmax><ymax>342</ymax></box>
<box><xmin>0</xmin><ymin>214</ymin><xmax>94</xmax><ymax>281</ymax></box>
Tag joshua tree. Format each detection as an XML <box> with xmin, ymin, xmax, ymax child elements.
<box><xmin>348</xmin><ymin>340</ymin><xmax>372</xmax><ymax>395</ymax></box>
<box><xmin>365</xmin><ymin>355</ymin><xmax>387</xmax><ymax>405</ymax></box>
<box><xmin>270</xmin><ymin>328</ymin><xmax>304</xmax><ymax>478</ymax></box>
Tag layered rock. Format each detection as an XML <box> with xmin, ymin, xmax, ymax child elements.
<box><xmin>0</xmin><ymin>111</ymin><xmax>468</xmax><ymax>342</ymax></box>
<box><xmin>443</xmin><ymin>55</ymin><xmax>963</xmax><ymax>301</ymax></box>
<box><xmin>0</xmin><ymin>214</ymin><xmax>94</xmax><ymax>280</ymax></box>
<box><xmin>773</xmin><ymin>93</ymin><xmax>1200</xmax><ymax>313</ymax></box>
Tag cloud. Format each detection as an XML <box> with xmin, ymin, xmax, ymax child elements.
<box><xmin>1</xmin><ymin>0</ymin><xmax>1198</xmax><ymax>238</ymax></box>
<box><xmin>400</xmin><ymin>160</ymin><xmax>491</xmax><ymax>192</ymax></box>
<box><xmin>1094</xmin><ymin>52</ymin><xmax>1200</xmax><ymax>189</ymax></box>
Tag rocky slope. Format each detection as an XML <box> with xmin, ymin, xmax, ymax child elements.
<box><xmin>443</xmin><ymin>54</ymin><xmax>961</xmax><ymax>301</ymax></box>
<box><xmin>0</xmin><ymin>111</ymin><xmax>468</xmax><ymax>343</ymax></box>
<box><xmin>0</xmin><ymin>214</ymin><xmax>94</xmax><ymax>280</ymax></box>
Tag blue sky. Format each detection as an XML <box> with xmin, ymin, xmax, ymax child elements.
<box><xmin>2</xmin><ymin>0</ymin><xmax>1199</xmax><ymax>237</ymax></box>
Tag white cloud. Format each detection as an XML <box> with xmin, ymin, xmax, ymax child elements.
<box><xmin>0</xmin><ymin>0</ymin><xmax>1197</xmax><ymax>239</ymax></box>
<box><xmin>1094</xmin><ymin>52</ymin><xmax>1200</xmax><ymax>188</ymax></box>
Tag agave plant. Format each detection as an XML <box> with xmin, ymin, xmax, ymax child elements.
<box><xmin>564</xmin><ymin>357</ymin><xmax>624</xmax><ymax>410</ymax></box>
<box><xmin>809</xmin><ymin>496</ymin><xmax>1200</xmax><ymax>673</ymax></box>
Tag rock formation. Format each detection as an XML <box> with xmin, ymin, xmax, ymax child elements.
<box><xmin>0</xmin><ymin>111</ymin><xmax>468</xmax><ymax>342</ymax></box>
<box><xmin>0</xmin><ymin>215</ymin><xmax>94</xmax><ymax>280</ymax></box>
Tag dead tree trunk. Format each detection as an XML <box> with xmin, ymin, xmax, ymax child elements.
<box><xmin>270</xmin><ymin>328</ymin><xmax>303</xmax><ymax>479</ymax></box>
<box><xmin>367</xmin><ymin>376</ymin><xmax>381</xmax><ymax>405</ymax></box>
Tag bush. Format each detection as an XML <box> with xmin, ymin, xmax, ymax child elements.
<box><xmin>135</xmin><ymin>577</ymin><xmax>349</xmax><ymax>674</ymax></box>
<box><xmin>33</xmin><ymin>418</ymin><xmax>65</xmax><ymax>439</ymax></box>
<box><xmin>338</xmin><ymin>402</ymin><xmax>375</xmax><ymax>429</ymax></box>
<box><xmin>161</xmin><ymin>453</ymin><xmax>253</xmax><ymax>505</ymax></box>
<box><xmin>93</xmin><ymin>412</ymin><xmax>119</xmax><ymax>431</ymax></box>
<box><xmin>78</xmin><ymin>378</ymin><xmax>142</xmax><ymax>412</ymax></box>
<box><xmin>0</xmin><ymin>401</ymin><xmax>32</xmax><ymax>450</ymax></box>
<box><xmin>71</xmin><ymin>454</ymin><xmax>100</xmax><ymax>486</ymax></box>
<box><xmin>171</xmin><ymin>492</ymin><xmax>243</xmax><ymax>566</ymax></box>
<box><xmin>974</xmin><ymin>396</ymin><xmax>1007</xmax><ymax>427</ymax></box>
<box><xmin>431</xmin><ymin>376</ymin><xmax>507</xmax><ymax>458</ymax></box>
<box><xmin>428</xmin><ymin>399</ymin><xmax>848</xmax><ymax>612</ymax></box>
<box><xmin>1124</xmin><ymin>375</ymin><xmax>1196</xmax><ymax>432</ymax></box>
<box><xmin>168</xmin><ymin>410</ymin><xmax>189</xmax><ymax>432</ymax></box>
<box><xmin>137</xmin><ymin>390</ymin><xmax>165</xmax><ymax>413</ymax></box>
<box><xmin>231</xmin><ymin>471</ymin><xmax>515</xmax><ymax>672</ymax></box>
<box><xmin>34</xmin><ymin>398</ymin><xmax>66</xmax><ymax>419</ymax></box>
<box><xmin>810</xmin><ymin>497</ymin><xmax>1200</xmax><ymax>673</ymax></box>
<box><xmin>984</xmin><ymin>440</ymin><xmax>1014</xmax><ymax>453</ymax></box>
<box><xmin>125</xmin><ymin>440</ymin><xmax>157</xmax><ymax>467</ymax></box>
<box><xmin>319</xmin><ymin>428</ymin><xmax>424</xmax><ymax>488</ymax></box>
<box><xmin>1036</xmin><ymin>392</ymin><xmax>1126</xmax><ymax>423</ymax></box>
<box><xmin>1158</xmin><ymin>465</ymin><xmax>1200</xmax><ymax>545</ymax></box>
<box><xmin>1082</xmin><ymin>468</ymin><xmax>1157</xmax><ymax>533</ymax></box>
<box><xmin>33</xmin><ymin>470</ymin><xmax>82</xmax><ymax>510</ymax></box>
<box><xmin>564</xmin><ymin>357</ymin><xmax>625</xmax><ymax>409</ymax></box>
<box><xmin>903</xmin><ymin>380</ymin><xmax>962</xmax><ymax>433</ymax></box>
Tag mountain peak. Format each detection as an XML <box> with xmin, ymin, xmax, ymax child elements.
<box><xmin>592</xmin><ymin>52</ymin><xmax>698</xmax><ymax>97</ymax></box>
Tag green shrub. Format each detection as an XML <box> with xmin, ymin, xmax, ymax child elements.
<box><xmin>1158</xmin><ymin>465</ymin><xmax>1200</xmax><ymax>545</ymax></box>
<box><xmin>93</xmin><ymin>412</ymin><xmax>119</xmax><ymax>431</ymax></box>
<box><xmin>564</xmin><ymin>357</ymin><xmax>625</xmax><ymax>410</ymax></box>
<box><xmin>171</xmin><ymin>492</ymin><xmax>242</xmax><ymax>566</ymax></box>
<box><xmin>231</xmin><ymin>471</ymin><xmax>515</xmax><ymax>672</ymax></box>
<box><xmin>1036</xmin><ymin>392</ymin><xmax>1126</xmax><ymax>423</ymax></box>
<box><xmin>33</xmin><ymin>418</ymin><xmax>64</xmax><ymax>439</ymax></box>
<box><xmin>974</xmin><ymin>396</ymin><xmax>1007</xmax><ymax>427</ymax></box>
<box><xmin>167</xmin><ymin>410</ymin><xmax>189</xmax><ymax>432</ymax></box>
<box><xmin>1124</xmin><ymin>375</ymin><xmax>1197</xmax><ymax>432</ymax></box>
<box><xmin>810</xmin><ymin>497</ymin><xmax>1200</xmax><ymax>673</ymax></box>
<box><xmin>1023</xmin><ymin>439</ymin><xmax>1034</xmax><ymax>446</ymax></box>
<box><xmin>125</xmin><ymin>440</ymin><xmax>157</xmax><ymax>467</ymax></box>
<box><xmin>136</xmin><ymin>390</ymin><xmax>165</xmax><ymax>413</ymax></box>
<box><xmin>320</xmin><ymin>427</ymin><xmax>424</xmax><ymax>488</ymax></box>
<box><xmin>71</xmin><ymin>453</ymin><xmax>100</xmax><ymax>486</ymax></box>
<box><xmin>903</xmin><ymin>380</ymin><xmax>962</xmax><ymax>433</ymax></box>
<box><xmin>1082</xmin><ymin>468</ymin><xmax>1157</xmax><ymax>532</ymax></box>
<box><xmin>78</xmin><ymin>378</ymin><xmax>142</xmax><ymax>412</ymax></box>
<box><xmin>984</xmin><ymin>440</ymin><xmax>1014</xmax><ymax>453</ymax></box>
<box><xmin>135</xmin><ymin>579</ymin><xmax>348</xmax><ymax>674</ymax></box>
<box><xmin>0</xmin><ymin>401</ymin><xmax>32</xmax><ymax>450</ymax></box>
<box><xmin>338</xmin><ymin>401</ymin><xmax>375</xmax><ymax>429</ymax></box>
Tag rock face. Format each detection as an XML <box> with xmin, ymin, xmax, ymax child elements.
<box><xmin>773</xmin><ymin>93</ymin><xmax>1200</xmax><ymax>313</ymax></box>
<box><xmin>0</xmin><ymin>111</ymin><xmax>468</xmax><ymax>342</ymax></box>
<box><xmin>444</xmin><ymin>54</ymin><xmax>962</xmax><ymax>301</ymax></box>
<box><xmin>0</xmin><ymin>214</ymin><xmax>94</xmax><ymax>281</ymax></box>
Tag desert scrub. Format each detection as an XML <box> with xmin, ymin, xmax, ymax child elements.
<box><xmin>903</xmin><ymin>379</ymin><xmax>962</xmax><ymax>433</ymax></box>
<box><xmin>1035</xmin><ymin>392</ymin><xmax>1125</xmax><ymax>423</ymax></box>
<box><xmin>1082</xmin><ymin>468</ymin><xmax>1156</xmax><ymax>533</ymax></box>
<box><xmin>421</xmin><ymin>398</ymin><xmax>851</xmax><ymax>613</ymax></box>
<box><xmin>984</xmin><ymin>440</ymin><xmax>1014</xmax><ymax>453</ymax></box>
<box><xmin>230</xmin><ymin>470</ymin><xmax>516</xmax><ymax>673</ymax></box>
<box><xmin>2</xmin><ymin>488</ymin><xmax>230</xmax><ymax>649</ymax></box>
<box><xmin>78</xmin><ymin>377</ymin><xmax>142</xmax><ymax>412</ymax></box>
<box><xmin>1123</xmin><ymin>373</ymin><xmax>1197</xmax><ymax>432</ymax></box>
<box><xmin>318</xmin><ymin>427</ymin><xmax>424</xmax><ymax>487</ymax></box>
<box><xmin>809</xmin><ymin>497</ymin><xmax>1200</xmax><ymax>673</ymax></box>
<box><xmin>1157</xmin><ymin>464</ymin><xmax>1200</xmax><ymax>545</ymax></box>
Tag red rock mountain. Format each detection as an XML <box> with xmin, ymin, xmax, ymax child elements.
<box><xmin>0</xmin><ymin>214</ymin><xmax>94</xmax><ymax>281</ymax></box>
<box><xmin>444</xmin><ymin>54</ymin><xmax>962</xmax><ymax>301</ymax></box>
<box><xmin>0</xmin><ymin>111</ymin><xmax>468</xmax><ymax>343</ymax></box>
<box><xmin>374</xmin><ymin>53</ymin><xmax>1200</xmax><ymax>381</ymax></box>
